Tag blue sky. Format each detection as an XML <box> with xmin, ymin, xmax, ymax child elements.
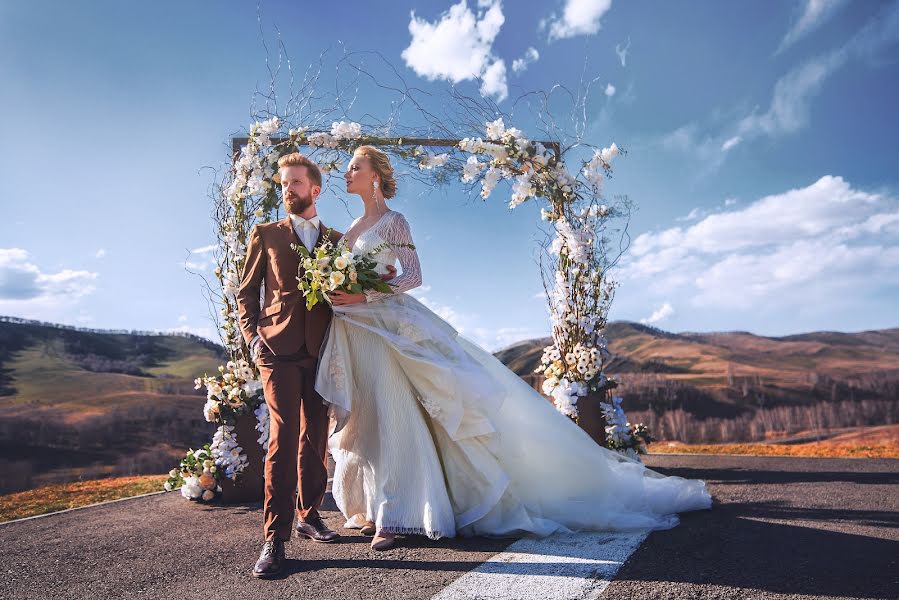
<box><xmin>1</xmin><ymin>0</ymin><xmax>897</xmax><ymax>351</ymax></box>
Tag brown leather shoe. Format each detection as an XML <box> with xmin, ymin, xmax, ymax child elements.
<box><xmin>360</xmin><ymin>520</ymin><xmax>376</xmax><ymax>536</ymax></box>
<box><xmin>371</xmin><ymin>530</ymin><xmax>396</xmax><ymax>551</ymax></box>
<box><xmin>252</xmin><ymin>539</ymin><xmax>285</xmax><ymax>579</ymax></box>
<box><xmin>295</xmin><ymin>514</ymin><xmax>340</xmax><ymax>543</ymax></box>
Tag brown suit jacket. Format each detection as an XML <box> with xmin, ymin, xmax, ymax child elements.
<box><xmin>237</xmin><ymin>216</ymin><xmax>342</xmax><ymax>357</ymax></box>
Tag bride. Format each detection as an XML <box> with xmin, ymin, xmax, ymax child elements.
<box><xmin>320</xmin><ymin>145</ymin><xmax>712</xmax><ymax>550</ymax></box>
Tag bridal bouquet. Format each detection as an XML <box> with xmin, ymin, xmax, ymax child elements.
<box><xmin>291</xmin><ymin>232</ymin><xmax>397</xmax><ymax>310</ymax></box>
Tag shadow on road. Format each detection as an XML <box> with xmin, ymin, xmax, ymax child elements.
<box><xmin>611</xmin><ymin>458</ymin><xmax>899</xmax><ymax>599</ymax></box>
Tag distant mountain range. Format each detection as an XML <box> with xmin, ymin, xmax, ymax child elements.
<box><xmin>1</xmin><ymin>316</ymin><xmax>897</xmax><ymax>493</ymax></box>
<box><xmin>496</xmin><ymin>321</ymin><xmax>899</xmax><ymax>417</ymax></box>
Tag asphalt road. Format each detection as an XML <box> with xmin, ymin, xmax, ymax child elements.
<box><xmin>0</xmin><ymin>454</ymin><xmax>896</xmax><ymax>600</ymax></box>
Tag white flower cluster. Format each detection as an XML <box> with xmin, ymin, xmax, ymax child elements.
<box><xmin>416</xmin><ymin>146</ymin><xmax>450</xmax><ymax>170</ymax></box>
<box><xmin>194</xmin><ymin>359</ymin><xmax>264</xmax><ymax>424</ymax></box>
<box><xmin>582</xmin><ymin>143</ymin><xmax>619</xmax><ymax>193</ymax></box>
<box><xmin>167</xmin><ymin>446</ymin><xmax>222</xmax><ymax>501</ymax></box>
<box><xmin>457</xmin><ymin>118</ymin><xmax>556</xmax><ymax>207</ymax></box>
<box><xmin>307</xmin><ymin>121</ymin><xmax>363</xmax><ymax>149</ymax></box>
<box><xmin>227</xmin><ymin>116</ymin><xmax>279</xmax><ymax>204</ymax></box>
<box><xmin>210</xmin><ymin>424</ymin><xmax>249</xmax><ymax>479</ymax></box>
<box><xmin>536</xmin><ymin>341</ymin><xmax>605</xmax><ymax>418</ymax></box>
<box><xmin>254</xmin><ymin>400</ymin><xmax>270</xmax><ymax>456</ymax></box>
<box><xmin>550</xmin><ymin>216</ymin><xmax>592</xmax><ymax>263</ymax></box>
<box><xmin>600</xmin><ymin>396</ymin><xmax>640</xmax><ymax>460</ymax></box>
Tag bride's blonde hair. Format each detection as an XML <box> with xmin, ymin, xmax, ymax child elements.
<box><xmin>354</xmin><ymin>145</ymin><xmax>397</xmax><ymax>199</ymax></box>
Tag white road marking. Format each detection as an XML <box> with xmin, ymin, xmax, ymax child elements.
<box><xmin>431</xmin><ymin>531</ymin><xmax>647</xmax><ymax>600</ymax></box>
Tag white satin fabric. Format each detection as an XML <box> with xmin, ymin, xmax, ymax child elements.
<box><xmin>315</xmin><ymin>210</ymin><xmax>712</xmax><ymax>539</ymax></box>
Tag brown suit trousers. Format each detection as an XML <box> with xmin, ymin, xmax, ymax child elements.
<box><xmin>237</xmin><ymin>216</ymin><xmax>342</xmax><ymax>541</ymax></box>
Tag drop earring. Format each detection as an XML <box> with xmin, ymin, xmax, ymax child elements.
<box><xmin>372</xmin><ymin>180</ymin><xmax>380</xmax><ymax>209</ymax></box>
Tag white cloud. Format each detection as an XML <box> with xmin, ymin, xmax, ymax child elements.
<box><xmin>511</xmin><ymin>47</ymin><xmax>540</xmax><ymax>74</ymax></box>
<box><xmin>95</xmin><ymin>248</ymin><xmax>107</xmax><ymax>259</ymax></box>
<box><xmin>546</xmin><ymin>0</ymin><xmax>613</xmax><ymax>41</ymax></box>
<box><xmin>0</xmin><ymin>249</ymin><xmax>99</xmax><ymax>321</ymax></box>
<box><xmin>676</xmin><ymin>207</ymin><xmax>707</xmax><ymax>223</ymax></box>
<box><xmin>721</xmin><ymin>135</ymin><xmax>742</xmax><ymax>152</ymax></box>
<box><xmin>402</xmin><ymin>0</ymin><xmax>509</xmax><ymax>101</ymax></box>
<box><xmin>410</xmin><ymin>288</ymin><xmax>546</xmax><ymax>351</ymax></box>
<box><xmin>177</xmin><ymin>314</ymin><xmax>188</xmax><ymax>323</ymax></box>
<box><xmin>191</xmin><ymin>244</ymin><xmax>217</xmax><ymax>255</ymax></box>
<box><xmin>185</xmin><ymin>243</ymin><xmax>217</xmax><ymax>273</ymax></box>
<box><xmin>480</xmin><ymin>58</ymin><xmax>508</xmax><ymax>101</ymax></box>
<box><xmin>604</xmin><ymin>83</ymin><xmax>616</xmax><ymax>97</ymax></box>
<box><xmin>777</xmin><ymin>0</ymin><xmax>848</xmax><ymax>54</ymax></box>
<box><xmin>615</xmin><ymin>37</ymin><xmax>630</xmax><ymax>67</ymax></box>
<box><xmin>640</xmin><ymin>302</ymin><xmax>674</xmax><ymax>325</ymax></box>
<box><xmin>659</xmin><ymin>4</ymin><xmax>899</xmax><ymax>170</ymax></box>
<box><xmin>742</xmin><ymin>2</ymin><xmax>899</xmax><ymax>139</ymax></box>
<box><xmin>623</xmin><ymin>176</ymin><xmax>899</xmax><ymax>312</ymax></box>
<box><xmin>738</xmin><ymin>51</ymin><xmax>845</xmax><ymax>139</ymax></box>
<box><xmin>724</xmin><ymin>198</ymin><xmax>738</xmax><ymax>206</ymax></box>
<box><xmin>0</xmin><ymin>248</ymin><xmax>97</xmax><ymax>301</ymax></box>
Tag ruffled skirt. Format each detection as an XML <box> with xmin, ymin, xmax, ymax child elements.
<box><xmin>315</xmin><ymin>294</ymin><xmax>711</xmax><ymax>539</ymax></box>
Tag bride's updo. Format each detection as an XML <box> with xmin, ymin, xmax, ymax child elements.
<box><xmin>354</xmin><ymin>145</ymin><xmax>397</xmax><ymax>199</ymax></box>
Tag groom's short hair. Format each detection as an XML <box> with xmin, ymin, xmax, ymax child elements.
<box><xmin>276</xmin><ymin>153</ymin><xmax>322</xmax><ymax>188</ymax></box>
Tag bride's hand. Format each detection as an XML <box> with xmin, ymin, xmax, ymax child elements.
<box><xmin>380</xmin><ymin>265</ymin><xmax>397</xmax><ymax>281</ymax></box>
<box><xmin>331</xmin><ymin>290</ymin><xmax>367</xmax><ymax>305</ymax></box>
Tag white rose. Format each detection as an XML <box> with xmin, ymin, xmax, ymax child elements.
<box><xmin>541</xmin><ymin>376</ymin><xmax>559</xmax><ymax>395</ymax></box>
<box><xmin>330</xmin><ymin>271</ymin><xmax>346</xmax><ymax>287</ymax></box>
<box><xmin>334</xmin><ymin>256</ymin><xmax>349</xmax><ymax>270</ymax></box>
<box><xmin>169</xmin><ymin>469</ymin><xmax>178</xmax><ymax>478</ymax></box>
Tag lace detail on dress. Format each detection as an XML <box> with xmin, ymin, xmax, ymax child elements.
<box><xmin>416</xmin><ymin>392</ymin><xmax>443</xmax><ymax>420</ymax></box>
<box><xmin>360</xmin><ymin>211</ymin><xmax>422</xmax><ymax>302</ymax></box>
<box><xmin>329</xmin><ymin>352</ymin><xmax>346</xmax><ymax>392</ymax></box>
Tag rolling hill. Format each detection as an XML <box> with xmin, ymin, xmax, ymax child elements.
<box><xmin>497</xmin><ymin>321</ymin><xmax>899</xmax><ymax>415</ymax></box>
<box><xmin>1</xmin><ymin>316</ymin><xmax>897</xmax><ymax>493</ymax></box>
<box><xmin>0</xmin><ymin>317</ymin><xmax>226</xmax><ymax>493</ymax></box>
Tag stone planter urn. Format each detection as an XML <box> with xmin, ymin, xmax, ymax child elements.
<box><xmin>575</xmin><ymin>388</ymin><xmax>611</xmax><ymax>448</ymax></box>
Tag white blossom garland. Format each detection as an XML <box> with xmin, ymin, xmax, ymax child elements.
<box><xmin>175</xmin><ymin>114</ymin><xmax>647</xmax><ymax>494</ymax></box>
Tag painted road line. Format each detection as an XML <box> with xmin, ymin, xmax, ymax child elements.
<box><xmin>432</xmin><ymin>531</ymin><xmax>648</xmax><ymax>600</ymax></box>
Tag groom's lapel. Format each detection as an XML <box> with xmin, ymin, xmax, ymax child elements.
<box><xmin>278</xmin><ymin>216</ymin><xmax>301</xmax><ymax>246</ymax></box>
<box><xmin>314</xmin><ymin>222</ymin><xmax>333</xmax><ymax>250</ymax></box>
<box><xmin>277</xmin><ymin>217</ymin><xmax>302</xmax><ymax>278</ymax></box>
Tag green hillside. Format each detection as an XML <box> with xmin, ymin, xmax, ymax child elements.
<box><xmin>0</xmin><ymin>319</ymin><xmax>227</xmax><ymax>494</ymax></box>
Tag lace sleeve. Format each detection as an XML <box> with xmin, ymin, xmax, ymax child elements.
<box><xmin>364</xmin><ymin>212</ymin><xmax>422</xmax><ymax>302</ymax></box>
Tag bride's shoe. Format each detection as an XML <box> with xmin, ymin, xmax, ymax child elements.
<box><xmin>370</xmin><ymin>530</ymin><xmax>396</xmax><ymax>551</ymax></box>
<box><xmin>360</xmin><ymin>521</ymin><xmax>377</xmax><ymax>536</ymax></box>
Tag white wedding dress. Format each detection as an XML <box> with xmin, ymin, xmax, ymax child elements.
<box><xmin>315</xmin><ymin>209</ymin><xmax>711</xmax><ymax>539</ymax></box>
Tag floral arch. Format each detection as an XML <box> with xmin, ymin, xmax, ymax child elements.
<box><xmin>166</xmin><ymin>115</ymin><xmax>651</xmax><ymax>500</ymax></box>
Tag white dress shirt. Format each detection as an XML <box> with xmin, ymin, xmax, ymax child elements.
<box><xmin>289</xmin><ymin>213</ymin><xmax>320</xmax><ymax>252</ymax></box>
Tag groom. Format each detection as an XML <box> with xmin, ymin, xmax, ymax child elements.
<box><xmin>237</xmin><ymin>152</ymin><xmax>394</xmax><ymax>578</ymax></box>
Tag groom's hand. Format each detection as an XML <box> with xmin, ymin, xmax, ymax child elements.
<box><xmin>380</xmin><ymin>265</ymin><xmax>397</xmax><ymax>281</ymax></box>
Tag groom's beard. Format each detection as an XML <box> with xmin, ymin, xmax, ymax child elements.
<box><xmin>284</xmin><ymin>192</ymin><xmax>314</xmax><ymax>215</ymax></box>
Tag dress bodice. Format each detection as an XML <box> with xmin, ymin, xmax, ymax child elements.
<box><xmin>352</xmin><ymin>223</ymin><xmax>396</xmax><ymax>275</ymax></box>
<box><xmin>347</xmin><ymin>210</ymin><xmax>422</xmax><ymax>302</ymax></box>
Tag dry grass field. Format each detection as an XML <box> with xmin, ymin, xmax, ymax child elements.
<box><xmin>0</xmin><ymin>473</ymin><xmax>167</xmax><ymax>523</ymax></box>
<box><xmin>650</xmin><ymin>424</ymin><xmax>899</xmax><ymax>458</ymax></box>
